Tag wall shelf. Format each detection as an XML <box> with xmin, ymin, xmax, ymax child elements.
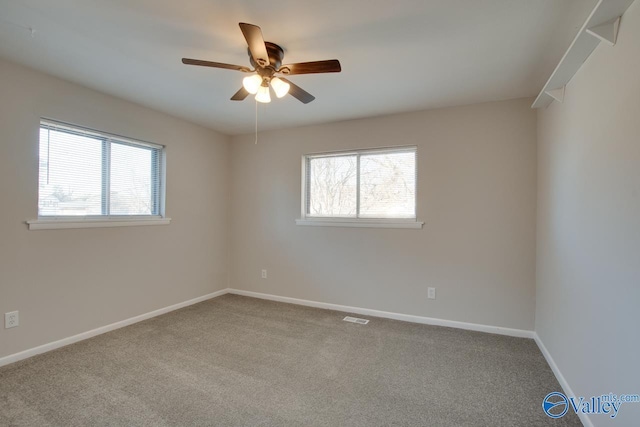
<box><xmin>532</xmin><ymin>0</ymin><xmax>635</xmax><ymax>109</ymax></box>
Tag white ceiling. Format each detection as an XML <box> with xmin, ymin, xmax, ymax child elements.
<box><xmin>0</xmin><ymin>0</ymin><xmax>596</xmax><ymax>135</ymax></box>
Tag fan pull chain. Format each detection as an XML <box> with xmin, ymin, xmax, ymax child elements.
<box><xmin>255</xmin><ymin>99</ymin><xmax>258</xmax><ymax>144</ymax></box>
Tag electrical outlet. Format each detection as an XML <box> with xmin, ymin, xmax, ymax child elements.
<box><xmin>261</xmin><ymin>269</ymin><xmax>267</xmax><ymax>279</ymax></box>
<box><xmin>5</xmin><ymin>311</ymin><xmax>19</xmax><ymax>329</ymax></box>
<box><xmin>427</xmin><ymin>287</ymin><xmax>436</xmax><ymax>300</ymax></box>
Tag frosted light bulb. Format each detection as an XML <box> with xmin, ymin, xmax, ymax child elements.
<box><xmin>270</xmin><ymin>77</ymin><xmax>290</xmax><ymax>98</ymax></box>
<box><xmin>255</xmin><ymin>85</ymin><xmax>271</xmax><ymax>103</ymax></box>
<box><xmin>242</xmin><ymin>74</ymin><xmax>262</xmax><ymax>94</ymax></box>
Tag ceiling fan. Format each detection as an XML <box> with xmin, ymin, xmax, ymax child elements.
<box><xmin>182</xmin><ymin>23</ymin><xmax>341</xmax><ymax>104</ymax></box>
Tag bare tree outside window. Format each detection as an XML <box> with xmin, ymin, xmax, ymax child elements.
<box><xmin>307</xmin><ymin>155</ymin><xmax>357</xmax><ymax>216</ymax></box>
<box><xmin>305</xmin><ymin>147</ymin><xmax>416</xmax><ymax>219</ymax></box>
<box><xmin>110</xmin><ymin>143</ymin><xmax>154</xmax><ymax>215</ymax></box>
<box><xmin>360</xmin><ymin>151</ymin><xmax>415</xmax><ymax>218</ymax></box>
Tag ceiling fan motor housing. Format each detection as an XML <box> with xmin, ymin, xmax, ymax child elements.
<box><xmin>250</xmin><ymin>42</ymin><xmax>286</xmax><ymax>80</ymax></box>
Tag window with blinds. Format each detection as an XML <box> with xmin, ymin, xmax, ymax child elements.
<box><xmin>38</xmin><ymin>120</ymin><xmax>165</xmax><ymax>218</ymax></box>
<box><xmin>303</xmin><ymin>146</ymin><xmax>416</xmax><ymax>220</ymax></box>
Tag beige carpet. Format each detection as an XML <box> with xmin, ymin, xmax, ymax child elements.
<box><xmin>0</xmin><ymin>294</ymin><xmax>581</xmax><ymax>426</ymax></box>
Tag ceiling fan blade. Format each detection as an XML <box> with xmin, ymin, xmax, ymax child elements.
<box><xmin>280</xmin><ymin>78</ymin><xmax>315</xmax><ymax>104</ymax></box>
<box><xmin>182</xmin><ymin>58</ymin><xmax>251</xmax><ymax>73</ymax></box>
<box><xmin>279</xmin><ymin>60</ymin><xmax>341</xmax><ymax>75</ymax></box>
<box><xmin>239</xmin><ymin>23</ymin><xmax>269</xmax><ymax>68</ymax></box>
<box><xmin>230</xmin><ymin>87</ymin><xmax>250</xmax><ymax>101</ymax></box>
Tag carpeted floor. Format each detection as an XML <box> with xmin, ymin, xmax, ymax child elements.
<box><xmin>0</xmin><ymin>294</ymin><xmax>581</xmax><ymax>426</ymax></box>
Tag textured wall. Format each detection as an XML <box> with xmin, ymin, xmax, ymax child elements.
<box><xmin>0</xmin><ymin>59</ymin><xmax>230</xmax><ymax>358</ymax></box>
<box><xmin>230</xmin><ymin>98</ymin><xmax>537</xmax><ymax>331</ymax></box>
<box><xmin>536</xmin><ymin>1</ymin><xmax>640</xmax><ymax>425</ymax></box>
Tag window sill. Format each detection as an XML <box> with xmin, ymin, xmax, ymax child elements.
<box><xmin>295</xmin><ymin>218</ymin><xmax>424</xmax><ymax>229</ymax></box>
<box><xmin>26</xmin><ymin>217</ymin><xmax>171</xmax><ymax>230</ymax></box>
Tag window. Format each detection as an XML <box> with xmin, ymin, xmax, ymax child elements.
<box><xmin>299</xmin><ymin>146</ymin><xmax>422</xmax><ymax>228</ymax></box>
<box><xmin>30</xmin><ymin>120</ymin><xmax>168</xmax><ymax>229</ymax></box>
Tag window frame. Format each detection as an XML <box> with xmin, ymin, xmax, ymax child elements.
<box><xmin>27</xmin><ymin>119</ymin><xmax>170</xmax><ymax>230</ymax></box>
<box><xmin>298</xmin><ymin>146</ymin><xmax>423</xmax><ymax>229</ymax></box>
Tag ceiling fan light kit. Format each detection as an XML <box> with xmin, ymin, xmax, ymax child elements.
<box><xmin>182</xmin><ymin>22</ymin><xmax>341</xmax><ymax>104</ymax></box>
<box><xmin>241</xmin><ymin>74</ymin><xmax>290</xmax><ymax>102</ymax></box>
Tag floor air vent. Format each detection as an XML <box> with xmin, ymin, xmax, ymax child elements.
<box><xmin>343</xmin><ymin>316</ymin><xmax>369</xmax><ymax>325</ymax></box>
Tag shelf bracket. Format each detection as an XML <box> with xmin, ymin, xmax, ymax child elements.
<box><xmin>532</xmin><ymin>0</ymin><xmax>634</xmax><ymax>109</ymax></box>
<box><xmin>586</xmin><ymin>16</ymin><xmax>621</xmax><ymax>46</ymax></box>
<box><xmin>545</xmin><ymin>86</ymin><xmax>565</xmax><ymax>103</ymax></box>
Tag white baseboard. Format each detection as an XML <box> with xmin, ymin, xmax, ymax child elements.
<box><xmin>0</xmin><ymin>288</ymin><xmax>229</xmax><ymax>368</ymax></box>
<box><xmin>534</xmin><ymin>333</ymin><xmax>591</xmax><ymax>427</ymax></box>
<box><xmin>0</xmin><ymin>287</ymin><xmax>535</xmax><ymax>370</ymax></box>
<box><xmin>228</xmin><ymin>288</ymin><xmax>534</xmax><ymax>339</ymax></box>
<box><xmin>0</xmin><ymin>286</ymin><xmax>590</xmax><ymax>426</ymax></box>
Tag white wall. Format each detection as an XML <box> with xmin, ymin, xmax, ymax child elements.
<box><xmin>536</xmin><ymin>1</ymin><xmax>640</xmax><ymax>425</ymax></box>
<box><xmin>0</xmin><ymin>59</ymin><xmax>230</xmax><ymax>359</ymax></box>
<box><xmin>229</xmin><ymin>98</ymin><xmax>537</xmax><ymax>331</ymax></box>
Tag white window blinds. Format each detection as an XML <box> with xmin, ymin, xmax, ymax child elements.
<box><xmin>305</xmin><ymin>146</ymin><xmax>416</xmax><ymax>219</ymax></box>
<box><xmin>38</xmin><ymin>120</ymin><xmax>164</xmax><ymax>218</ymax></box>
